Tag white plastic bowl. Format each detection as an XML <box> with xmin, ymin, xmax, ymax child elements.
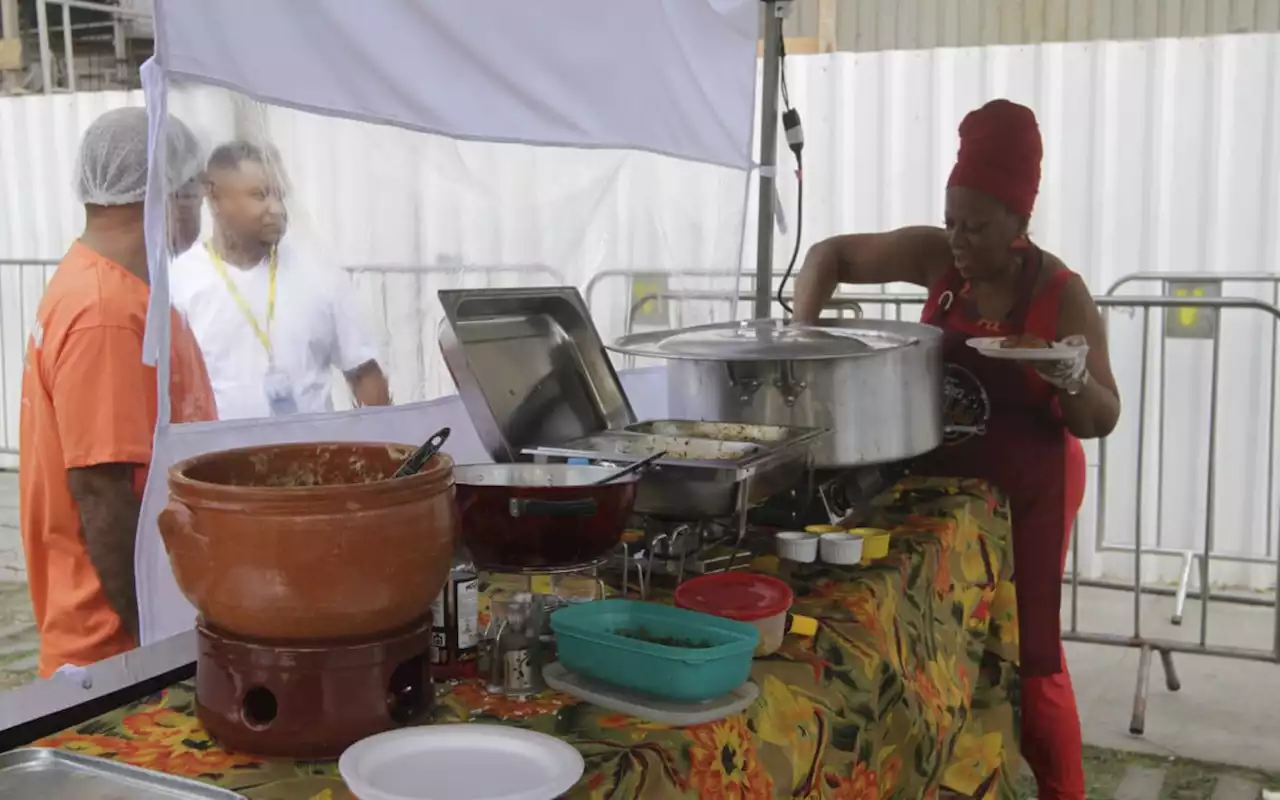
<box><xmin>775</xmin><ymin>531</ymin><xmax>818</xmax><ymax>563</ymax></box>
<box><xmin>819</xmin><ymin>532</ymin><xmax>864</xmax><ymax>565</ymax></box>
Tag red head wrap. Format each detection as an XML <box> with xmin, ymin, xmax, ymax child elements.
<box><xmin>946</xmin><ymin>99</ymin><xmax>1043</xmax><ymax>220</ymax></box>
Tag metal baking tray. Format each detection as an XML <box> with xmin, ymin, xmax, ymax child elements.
<box><xmin>525</xmin><ymin>426</ymin><xmax>827</xmax><ymax>518</ymax></box>
<box><xmin>624</xmin><ymin>420</ymin><xmax>814</xmax><ymax>446</ymax></box>
<box><xmin>555</xmin><ymin>432</ymin><xmax>764</xmax><ymax>464</ymax></box>
<box><xmin>438</xmin><ymin>287</ymin><xmax>636</xmax><ymax>462</ymax></box>
<box><xmin>0</xmin><ymin>748</ymin><xmax>245</xmax><ymax>798</ymax></box>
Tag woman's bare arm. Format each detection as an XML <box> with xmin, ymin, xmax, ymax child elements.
<box><xmin>791</xmin><ymin>226</ymin><xmax>952</xmax><ymax>323</ymax></box>
<box><xmin>1052</xmin><ymin>275</ymin><xmax>1121</xmax><ymax>438</ymax></box>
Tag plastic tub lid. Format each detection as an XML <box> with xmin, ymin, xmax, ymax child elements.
<box><xmin>674</xmin><ymin>573</ymin><xmax>793</xmax><ymax>622</ymax></box>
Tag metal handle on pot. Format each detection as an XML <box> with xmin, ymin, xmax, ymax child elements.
<box><xmin>157</xmin><ymin>499</ymin><xmax>198</xmax><ymax>551</ymax></box>
<box><xmin>156</xmin><ymin>499</ymin><xmax>211</xmax><ymax>592</ymax></box>
<box><xmin>724</xmin><ymin>362</ymin><xmax>762</xmax><ymax>403</ymax></box>
<box><xmin>772</xmin><ymin>361</ymin><xmax>808</xmax><ymax>406</ymax></box>
<box><xmin>507</xmin><ymin>498</ymin><xmax>599</xmax><ymax>518</ymax></box>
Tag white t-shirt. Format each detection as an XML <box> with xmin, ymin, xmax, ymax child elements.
<box><xmin>170</xmin><ymin>240</ymin><xmax>380</xmax><ymax>420</ymax></box>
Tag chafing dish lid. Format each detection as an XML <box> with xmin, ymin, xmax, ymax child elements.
<box><xmin>608</xmin><ymin>319</ymin><xmax>922</xmax><ymax>361</ymax></box>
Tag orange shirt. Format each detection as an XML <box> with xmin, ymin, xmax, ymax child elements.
<box><xmin>19</xmin><ymin>242</ymin><xmax>216</xmax><ymax>677</ymax></box>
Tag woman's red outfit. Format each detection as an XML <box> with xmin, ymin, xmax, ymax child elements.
<box><xmin>914</xmin><ymin>247</ymin><xmax>1088</xmax><ymax>799</ymax></box>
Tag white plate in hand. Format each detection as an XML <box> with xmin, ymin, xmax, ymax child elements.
<box><xmin>339</xmin><ymin>724</ymin><xmax>585</xmax><ymax>800</ymax></box>
<box><xmin>966</xmin><ymin>336</ymin><xmax>1084</xmax><ymax>362</ymax></box>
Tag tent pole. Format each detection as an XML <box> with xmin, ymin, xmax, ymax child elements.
<box><xmin>36</xmin><ymin>0</ymin><xmax>53</xmax><ymax>93</ymax></box>
<box><xmin>754</xmin><ymin>0</ymin><xmax>786</xmax><ymax>319</ymax></box>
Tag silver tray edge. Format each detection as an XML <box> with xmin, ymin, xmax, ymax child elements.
<box><xmin>523</xmin><ymin>425</ymin><xmax>826</xmax><ymax>473</ymax></box>
<box><xmin>0</xmin><ymin>748</ymin><xmax>245</xmax><ymax>798</ymax></box>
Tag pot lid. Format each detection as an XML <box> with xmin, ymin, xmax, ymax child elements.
<box><xmin>607</xmin><ymin>318</ymin><xmax>926</xmax><ymax>362</ymax></box>
<box><xmin>674</xmin><ymin>573</ymin><xmax>793</xmax><ymax>622</ymax></box>
<box><xmin>438</xmin><ymin>287</ymin><xmax>636</xmax><ymax>462</ymax></box>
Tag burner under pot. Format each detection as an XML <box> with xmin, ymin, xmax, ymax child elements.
<box><xmin>194</xmin><ymin>616</ymin><xmax>434</xmax><ymax>759</ymax></box>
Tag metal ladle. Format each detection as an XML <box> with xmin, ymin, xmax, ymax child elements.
<box><xmin>591</xmin><ymin>450</ymin><xmax>666</xmax><ymax>486</ymax></box>
<box><xmin>393</xmin><ymin>427</ymin><xmax>451</xmax><ymax>478</ymax></box>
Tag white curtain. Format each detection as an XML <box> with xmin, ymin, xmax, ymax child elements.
<box><xmin>134</xmin><ymin>0</ymin><xmax>759</xmax><ymax>644</ymax></box>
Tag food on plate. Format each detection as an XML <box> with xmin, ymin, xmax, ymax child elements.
<box><xmin>999</xmin><ymin>334</ymin><xmax>1052</xmax><ymax>350</ymax></box>
<box><xmin>615</xmin><ymin>627</ymin><xmax>713</xmax><ymax>648</ymax></box>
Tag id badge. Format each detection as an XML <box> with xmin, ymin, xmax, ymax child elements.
<box><xmin>262</xmin><ymin>368</ymin><xmax>299</xmax><ymax>416</ymax></box>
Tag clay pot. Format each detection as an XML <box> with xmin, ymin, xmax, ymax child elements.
<box><xmin>159</xmin><ymin>442</ymin><xmax>456</xmax><ymax>641</ymax></box>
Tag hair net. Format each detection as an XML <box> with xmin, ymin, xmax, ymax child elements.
<box><xmin>76</xmin><ymin>107</ymin><xmax>204</xmax><ymax>206</ymax></box>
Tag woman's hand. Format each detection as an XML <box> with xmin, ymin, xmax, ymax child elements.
<box><xmin>1030</xmin><ymin>335</ymin><xmax>1088</xmax><ymax>389</ymax></box>
<box><xmin>1051</xmin><ymin>277</ymin><xmax>1121</xmax><ymax>439</ymax></box>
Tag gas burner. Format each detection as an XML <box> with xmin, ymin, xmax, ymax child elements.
<box><xmin>480</xmin><ymin>557</ymin><xmax>610</xmax><ymax>577</ymax></box>
<box><xmin>611</xmin><ymin>515</ymin><xmax>758</xmax><ymax>599</ymax></box>
<box><xmin>194</xmin><ymin>616</ymin><xmax>433</xmax><ymax>759</ymax></box>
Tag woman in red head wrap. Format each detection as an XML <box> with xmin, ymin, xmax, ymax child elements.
<box><xmin>792</xmin><ymin>99</ymin><xmax>1120</xmax><ymax>799</ymax></box>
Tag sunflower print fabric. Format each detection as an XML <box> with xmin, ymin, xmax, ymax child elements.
<box><xmin>35</xmin><ymin>477</ymin><xmax>1020</xmax><ymax>800</ymax></box>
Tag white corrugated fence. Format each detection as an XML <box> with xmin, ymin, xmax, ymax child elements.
<box><xmin>1</xmin><ymin>36</ymin><xmax>1278</xmax><ymax>593</ymax></box>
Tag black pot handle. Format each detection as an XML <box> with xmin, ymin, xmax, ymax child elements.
<box><xmin>508</xmin><ymin>498</ymin><xmax>599</xmax><ymax>518</ymax></box>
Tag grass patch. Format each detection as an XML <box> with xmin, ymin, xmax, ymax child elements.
<box><xmin>1013</xmin><ymin>746</ymin><xmax>1280</xmax><ymax>799</ymax></box>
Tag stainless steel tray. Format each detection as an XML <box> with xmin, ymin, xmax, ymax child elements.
<box><xmin>624</xmin><ymin>420</ymin><xmax>813</xmax><ymax>446</ymax></box>
<box><xmin>549</xmin><ymin>431</ymin><xmax>764</xmax><ymax>465</ymax></box>
<box><xmin>525</xmin><ymin>426</ymin><xmax>827</xmax><ymax>518</ymax></box>
<box><xmin>438</xmin><ymin>287</ymin><xmax>636</xmax><ymax>462</ymax></box>
<box><xmin>0</xmin><ymin>748</ymin><xmax>244</xmax><ymax>798</ymax></box>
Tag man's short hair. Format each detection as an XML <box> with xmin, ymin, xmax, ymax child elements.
<box><xmin>207</xmin><ymin>140</ymin><xmax>264</xmax><ymax>173</ymax></box>
<box><xmin>205</xmin><ymin>140</ymin><xmax>288</xmax><ymax>196</ymax></box>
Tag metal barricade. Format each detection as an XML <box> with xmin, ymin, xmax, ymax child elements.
<box><xmin>0</xmin><ymin>261</ymin><xmax>565</xmax><ymax>449</ymax></box>
<box><xmin>340</xmin><ymin>264</ymin><xmax>567</xmax><ymax>404</ymax></box>
<box><xmin>344</xmin><ymin>262</ymin><xmax>567</xmax><ymax>329</ymax></box>
<box><xmin>1100</xmin><ymin>273</ymin><xmax>1280</xmax><ymax>630</ymax></box>
<box><xmin>594</xmin><ymin>271</ymin><xmax>1280</xmax><ymax>737</ymax></box>
<box><xmin>0</xmin><ymin>259</ymin><xmax>61</xmax><ymax>456</ymax></box>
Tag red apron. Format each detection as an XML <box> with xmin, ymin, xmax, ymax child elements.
<box><xmin>913</xmin><ymin>248</ymin><xmax>1085</xmax><ymax>677</ymax></box>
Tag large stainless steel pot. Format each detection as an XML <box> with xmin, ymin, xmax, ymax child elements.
<box><xmin>606</xmin><ymin>318</ymin><xmax>944</xmax><ymax>468</ymax></box>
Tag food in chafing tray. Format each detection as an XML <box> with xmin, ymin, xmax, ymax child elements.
<box><xmin>999</xmin><ymin>333</ymin><xmax>1053</xmax><ymax>350</ymax></box>
<box><xmin>564</xmin><ymin>432</ymin><xmax>763</xmax><ymax>462</ymax></box>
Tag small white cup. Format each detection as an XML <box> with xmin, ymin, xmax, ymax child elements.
<box><xmin>775</xmin><ymin>531</ymin><xmax>818</xmax><ymax>563</ymax></box>
<box><xmin>819</xmin><ymin>532</ymin><xmax>864</xmax><ymax>565</ymax></box>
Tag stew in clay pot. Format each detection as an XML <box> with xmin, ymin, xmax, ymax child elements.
<box><xmin>159</xmin><ymin>442</ymin><xmax>457</xmax><ymax>641</ymax></box>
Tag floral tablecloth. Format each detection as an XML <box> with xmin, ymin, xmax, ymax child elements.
<box><xmin>36</xmin><ymin>477</ymin><xmax>1020</xmax><ymax>799</ymax></box>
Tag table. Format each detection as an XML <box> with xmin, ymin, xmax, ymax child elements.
<box><xmin>34</xmin><ymin>477</ymin><xmax>1021</xmax><ymax>799</ymax></box>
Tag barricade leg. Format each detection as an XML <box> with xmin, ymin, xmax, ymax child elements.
<box><xmin>1157</xmin><ymin>647</ymin><xmax>1181</xmax><ymax>692</ymax></box>
<box><xmin>1130</xmin><ymin>643</ymin><xmax>1152</xmax><ymax>735</ymax></box>
<box><xmin>1171</xmin><ymin>551</ymin><xmax>1196</xmax><ymax>626</ymax></box>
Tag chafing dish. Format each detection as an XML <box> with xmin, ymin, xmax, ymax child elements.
<box><xmin>524</xmin><ymin>426</ymin><xmax>826</xmax><ymax>519</ymax></box>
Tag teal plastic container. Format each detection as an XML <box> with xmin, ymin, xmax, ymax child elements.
<box><xmin>550</xmin><ymin>598</ymin><xmax>759</xmax><ymax>702</ymax></box>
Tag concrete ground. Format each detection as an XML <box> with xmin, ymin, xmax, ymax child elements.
<box><xmin>0</xmin><ymin>471</ymin><xmax>1276</xmax><ymax>796</ymax></box>
<box><xmin>0</xmin><ymin>473</ymin><xmax>35</xmax><ymax>690</ymax></box>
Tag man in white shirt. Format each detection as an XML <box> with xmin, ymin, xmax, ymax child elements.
<box><xmin>171</xmin><ymin>141</ymin><xmax>391</xmax><ymax>420</ymax></box>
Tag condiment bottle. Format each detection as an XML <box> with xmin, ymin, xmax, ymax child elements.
<box><xmin>496</xmin><ymin>591</ymin><xmax>544</xmax><ymax>697</ymax></box>
<box><xmin>430</xmin><ymin>545</ymin><xmax>480</xmax><ymax>680</ymax></box>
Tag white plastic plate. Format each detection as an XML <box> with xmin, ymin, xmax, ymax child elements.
<box><xmin>966</xmin><ymin>336</ymin><xmax>1085</xmax><ymax>362</ymax></box>
<box><xmin>339</xmin><ymin>724</ymin><xmax>585</xmax><ymax>800</ymax></box>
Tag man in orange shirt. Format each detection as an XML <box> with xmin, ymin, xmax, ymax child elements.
<box><xmin>20</xmin><ymin>108</ymin><xmax>217</xmax><ymax>677</ymax></box>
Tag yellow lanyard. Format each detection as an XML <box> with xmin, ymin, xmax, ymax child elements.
<box><xmin>206</xmin><ymin>242</ymin><xmax>278</xmax><ymax>357</ymax></box>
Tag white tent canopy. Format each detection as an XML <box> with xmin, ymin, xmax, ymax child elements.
<box><xmin>134</xmin><ymin>0</ymin><xmax>762</xmax><ymax>644</ymax></box>
<box><xmin>151</xmin><ymin>0</ymin><xmax>758</xmax><ymax>168</ymax></box>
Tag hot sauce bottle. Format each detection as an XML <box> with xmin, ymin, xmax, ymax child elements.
<box><xmin>430</xmin><ymin>545</ymin><xmax>480</xmax><ymax>680</ymax></box>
